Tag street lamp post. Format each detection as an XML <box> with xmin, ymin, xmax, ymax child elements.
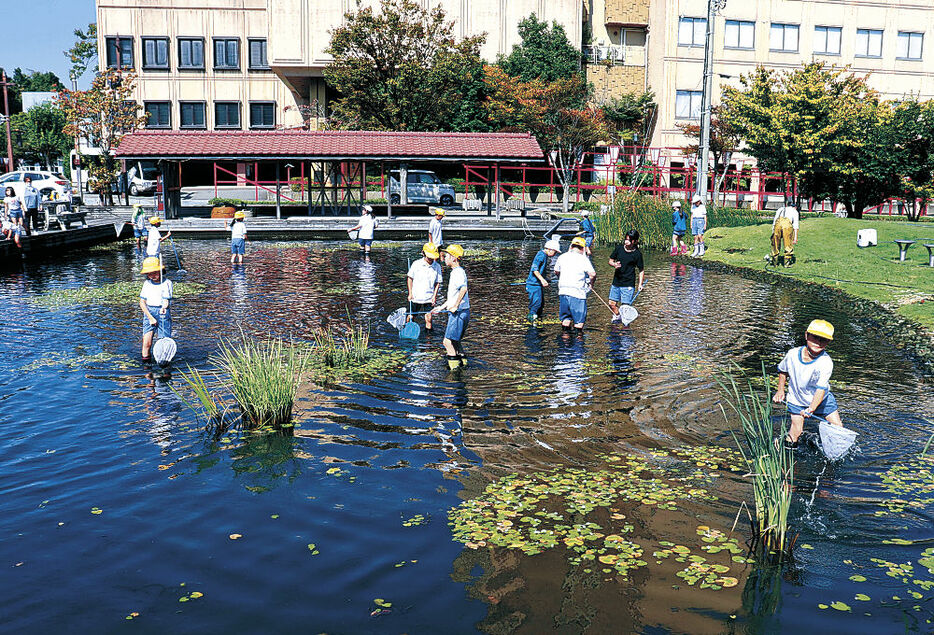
<box><xmin>696</xmin><ymin>0</ymin><xmax>727</xmax><ymax>202</ymax></box>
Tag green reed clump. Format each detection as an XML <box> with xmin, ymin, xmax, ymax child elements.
<box><xmin>718</xmin><ymin>365</ymin><xmax>795</xmax><ymax>561</ymax></box>
<box><xmin>310</xmin><ymin>321</ymin><xmax>370</xmax><ymax>370</ymax></box>
<box><xmin>35</xmin><ymin>281</ymin><xmax>206</xmax><ymax>307</ymax></box>
<box><xmin>594</xmin><ymin>192</ymin><xmax>764</xmax><ymax>249</ymax></box>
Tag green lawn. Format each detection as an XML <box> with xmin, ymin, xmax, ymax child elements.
<box><xmin>702</xmin><ymin>217</ymin><xmax>934</xmax><ymax>330</ymax></box>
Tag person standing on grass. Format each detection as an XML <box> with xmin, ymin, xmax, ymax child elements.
<box><xmin>22</xmin><ymin>176</ymin><xmax>42</xmax><ymax>236</ymax></box>
<box><xmin>226</xmin><ymin>210</ymin><xmax>248</xmax><ymax>264</ymax></box>
<box><xmin>146</xmin><ymin>217</ymin><xmax>171</xmax><ymax>257</ymax></box>
<box><xmin>432</xmin><ymin>244</ymin><xmax>469</xmax><ymax>371</ymax></box>
<box><xmin>608</xmin><ymin>230</ymin><xmax>644</xmax><ymax>323</ymax></box>
<box><xmin>576</xmin><ymin>209</ymin><xmax>596</xmax><ymax>256</ymax></box>
<box><xmin>407</xmin><ymin>242</ymin><xmax>443</xmax><ymax>332</ymax></box>
<box><xmin>554</xmin><ymin>236</ymin><xmax>596</xmax><ymax>335</ymax></box>
<box><xmin>772</xmin><ymin>319</ymin><xmax>843</xmax><ymax>449</ymax></box>
<box><xmin>690</xmin><ymin>193</ymin><xmax>707</xmax><ymax>257</ymax></box>
<box><xmin>769</xmin><ymin>203</ymin><xmax>799</xmax><ymax>267</ymax></box>
<box><xmin>348</xmin><ymin>204</ymin><xmax>378</xmax><ymax>254</ymax></box>
<box><xmin>670</xmin><ymin>200</ymin><xmax>688</xmax><ymax>255</ymax></box>
<box><xmin>428</xmin><ymin>207</ymin><xmax>444</xmax><ymax>246</ymax></box>
<box><xmin>139</xmin><ymin>256</ymin><xmax>173</xmax><ymax>364</ymax></box>
<box><xmin>526</xmin><ymin>238</ymin><xmax>561</xmax><ymax>323</ymax></box>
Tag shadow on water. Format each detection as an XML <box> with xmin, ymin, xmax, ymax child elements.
<box><xmin>0</xmin><ymin>239</ymin><xmax>932</xmax><ymax>633</ymax></box>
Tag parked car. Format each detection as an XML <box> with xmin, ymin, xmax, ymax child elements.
<box><xmin>388</xmin><ymin>170</ymin><xmax>455</xmax><ymax>206</ymax></box>
<box><xmin>0</xmin><ymin>170</ymin><xmax>73</xmax><ymax>202</ymax></box>
<box><xmin>126</xmin><ymin>162</ymin><xmax>160</xmax><ymax>196</ymax></box>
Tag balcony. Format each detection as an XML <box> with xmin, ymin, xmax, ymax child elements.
<box><xmin>583</xmin><ymin>45</ymin><xmax>645</xmax><ymax>67</ymax></box>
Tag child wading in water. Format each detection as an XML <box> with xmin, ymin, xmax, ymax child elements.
<box><xmin>773</xmin><ymin>319</ymin><xmax>844</xmax><ymax>448</ymax></box>
<box><xmin>554</xmin><ymin>236</ymin><xmax>596</xmax><ymax>335</ymax></box>
<box><xmin>407</xmin><ymin>242</ymin><xmax>443</xmax><ymax>331</ymax></box>
<box><xmin>526</xmin><ymin>238</ymin><xmax>561</xmax><ymax>323</ymax></box>
<box><xmin>139</xmin><ymin>257</ymin><xmax>173</xmax><ymax>364</ymax></box>
<box><xmin>432</xmin><ymin>244</ymin><xmax>469</xmax><ymax>371</ymax></box>
<box><xmin>226</xmin><ymin>211</ymin><xmax>247</xmax><ymax>264</ymax></box>
<box><xmin>608</xmin><ymin>229</ymin><xmax>644</xmax><ymax>323</ymax></box>
<box><xmin>348</xmin><ymin>204</ymin><xmax>378</xmax><ymax>254</ymax></box>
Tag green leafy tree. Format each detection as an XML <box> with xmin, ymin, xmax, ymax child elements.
<box><xmin>65</xmin><ymin>23</ymin><xmax>98</xmax><ymax>85</ymax></box>
<box><xmin>324</xmin><ymin>0</ymin><xmax>487</xmax><ymax>131</ymax></box>
<box><xmin>10</xmin><ymin>103</ymin><xmax>70</xmax><ymax>170</ymax></box>
<box><xmin>498</xmin><ymin>14</ymin><xmax>582</xmax><ymax>82</ymax></box>
<box><xmin>885</xmin><ymin>99</ymin><xmax>934</xmax><ymax>221</ymax></box>
<box><xmin>0</xmin><ymin>67</ymin><xmax>64</xmax><ymax>114</ymax></box>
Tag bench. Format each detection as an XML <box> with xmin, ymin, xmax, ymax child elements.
<box><xmin>924</xmin><ymin>243</ymin><xmax>934</xmax><ymax>267</ymax></box>
<box><xmin>893</xmin><ymin>239</ymin><xmax>915</xmax><ymax>261</ymax></box>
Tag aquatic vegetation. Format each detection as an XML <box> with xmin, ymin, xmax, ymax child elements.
<box><xmin>718</xmin><ymin>367</ymin><xmax>795</xmax><ymax>560</ymax></box>
<box><xmin>35</xmin><ymin>280</ymin><xmax>206</xmax><ymax>307</ymax></box>
<box><xmin>22</xmin><ymin>350</ymin><xmax>134</xmax><ymax>371</ymax></box>
<box><xmin>448</xmin><ymin>451</ymin><xmax>745</xmax><ymax>585</ymax></box>
<box><xmin>320</xmin><ymin>283</ymin><xmax>357</xmax><ymax>296</ymax></box>
<box><xmin>302</xmin><ymin>320</ymin><xmax>407</xmax><ymax>383</ymax></box>
<box><xmin>873</xmin><ymin>453</ymin><xmax>934</xmax><ymax>516</ymax></box>
<box><xmin>477</xmin><ymin>314</ymin><xmax>562</xmax><ymax>328</ymax></box>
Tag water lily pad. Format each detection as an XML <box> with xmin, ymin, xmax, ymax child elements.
<box><xmin>855</xmin><ymin>593</ymin><xmax>871</xmax><ymax>601</ymax></box>
<box><xmin>830</xmin><ymin>601</ymin><xmax>851</xmax><ymax>612</ymax></box>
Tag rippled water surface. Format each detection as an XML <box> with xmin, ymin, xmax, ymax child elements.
<box><xmin>1</xmin><ymin>239</ymin><xmax>932</xmax><ymax>634</ymax></box>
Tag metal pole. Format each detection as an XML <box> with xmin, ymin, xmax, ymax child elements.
<box><xmin>70</xmin><ymin>72</ymin><xmax>82</xmax><ymax>202</ymax></box>
<box><xmin>275</xmin><ymin>161</ymin><xmax>281</xmax><ymax>219</ymax></box>
<box><xmin>2</xmin><ymin>72</ymin><xmax>14</xmax><ymax>172</ymax></box>
<box><xmin>696</xmin><ymin>0</ymin><xmax>719</xmax><ymax>201</ymax></box>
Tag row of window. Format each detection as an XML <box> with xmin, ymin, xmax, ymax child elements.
<box><xmin>106</xmin><ymin>36</ymin><xmax>269</xmax><ymax>72</ymax></box>
<box><xmin>678</xmin><ymin>18</ymin><xmax>924</xmax><ymax>60</ymax></box>
<box><xmin>145</xmin><ymin>101</ymin><xmax>276</xmax><ymax>129</ymax></box>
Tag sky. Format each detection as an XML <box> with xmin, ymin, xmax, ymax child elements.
<box><xmin>0</xmin><ymin>0</ymin><xmax>96</xmax><ymax>89</ymax></box>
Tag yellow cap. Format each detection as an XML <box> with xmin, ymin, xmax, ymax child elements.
<box><xmin>140</xmin><ymin>257</ymin><xmax>164</xmax><ymax>274</ymax></box>
<box><xmin>806</xmin><ymin>319</ymin><xmax>834</xmax><ymax>341</ymax></box>
<box><xmin>422</xmin><ymin>243</ymin><xmax>440</xmax><ymax>259</ymax></box>
<box><xmin>571</xmin><ymin>236</ymin><xmax>587</xmax><ymax>249</ymax></box>
<box><xmin>443</xmin><ymin>244</ymin><xmax>464</xmax><ymax>259</ymax></box>
<box><xmin>234</xmin><ymin>211</ymin><xmax>245</xmax><ymax>219</ymax></box>
<box><xmin>149</xmin><ymin>216</ymin><xmax>162</xmax><ymax>225</ymax></box>
<box><xmin>432</xmin><ymin>207</ymin><xmax>445</xmax><ymax>217</ymax></box>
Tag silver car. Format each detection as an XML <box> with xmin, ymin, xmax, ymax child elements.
<box><xmin>388</xmin><ymin>170</ymin><xmax>455</xmax><ymax>206</ymax></box>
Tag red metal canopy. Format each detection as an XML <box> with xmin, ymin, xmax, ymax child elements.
<box><xmin>115</xmin><ymin>130</ymin><xmax>544</xmax><ymax>163</ymax></box>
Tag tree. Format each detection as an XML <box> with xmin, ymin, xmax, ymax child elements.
<box><xmin>324</xmin><ymin>0</ymin><xmax>487</xmax><ymax>131</ymax></box>
<box><xmin>0</xmin><ymin>67</ymin><xmax>65</xmax><ymax>114</ymax></box>
<box><xmin>65</xmin><ymin>23</ymin><xmax>98</xmax><ymax>85</ymax></box>
<box><xmin>484</xmin><ymin>66</ymin><xmax>607</xmax><ymax>212</ymax></box>
<box><xmin>10</xmin><ymin>103</ymin><xmax>70</xmax><ymax>170</ymax></box>
<box><xmin>677</xmin><ymin>106</ymin><xmax>742</xmax><ymax>204</ymax></box>
<box><xmin>498</xmin><ymin>14</ymin><xmax>582</xmax><ymax>83</ymax></box>
<box><xmin>884</xmin><ymin>99</ymin><xmax>934</xmax><ymax>221</ymax></box>
<box><xmin>57</xmin><ymin>69</ymin><xmax>148</xmax><ymax>203</ymax></box>
<box><xmin>600</xmin><ymin>92</ymin><xmax>657</xmax><ymax>146</ymax></box>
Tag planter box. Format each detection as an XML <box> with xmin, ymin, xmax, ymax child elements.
<box><xmin>211</xmin><ymin>206</ymin><xmax>236</xmax><ymax>219</ymax></box>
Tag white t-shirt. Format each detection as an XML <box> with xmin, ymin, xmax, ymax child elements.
<box><xmin>140</xmin><ymin>279</ymin><xmax>173</xmax><ymax>307</ymax></box>
<box><xmin>146</xmin><ymin>227</ymin><xmax>161</xmax><ymax>255</ymax></box>
<box><xmin>445</xmin><ymin>266</ymin><xmax>469</xmax><ymax>311</ymax></box>
<box><xmin>407</xmin><ymin>258</ymin><xmax>443</xmax><ymax>304</ymax></box>
<box><xmin>777</xmin><ymin>346</ymin><xmax>833</xmax><ymax>408</ymax></box>
<box><xmin>428</xmin><ymin>218</ymin><xmax>443</xmax><ymax>245</ymax></box>
<box><xmin>554</xmin><ymin>251</ymin><xmax>595</xmax><ymax>300</ymax></box>
<box><xmin>357</xmin><ymin>214</ymin><xmax>378</xmax><ymax>240</ymax></box>
<box><xmin>230</xmin><ymin>221</ymin><xmax>247</xmax><ymax>239</ymax></box>
<box><xmin>772</xmin><ymin>206</ymin><xmax>799</xmax><ymax>230</ymax></box>
<box><xmin>691</xmin><ymin>202</ymin><xmax>707</xmax><ymax>219</ymax></box>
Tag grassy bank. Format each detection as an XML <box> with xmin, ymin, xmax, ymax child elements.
<box><xmin>701</xmin><ymin>217</ymin><xmax>934</xmax><ymax>330</ymax></box>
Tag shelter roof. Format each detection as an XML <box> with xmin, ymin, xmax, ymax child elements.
<box><xmin>115</xmin><ymin>130</ymin><xmax>544</xmax><ymax>163</ymax></box>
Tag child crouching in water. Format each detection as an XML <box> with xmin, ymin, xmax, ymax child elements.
<box><xmin>432</xmin><ymin>244</ymin><xmax>469</xmax><ymax>371</ymax></box>
<box><xmin>772</xmin><ymin>319</ymin><xmax>843</xmax><ymax>448</ymax></box>
<box><xmin>139</xmin><ymin>257</ymin><xmax>173</xmax><ymax>364</ymax></box>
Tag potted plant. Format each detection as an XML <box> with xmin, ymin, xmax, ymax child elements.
<box><xmin>209</xmin><ymin>197</ymin><xmax>239</xmax><ymax>219</ymax></box>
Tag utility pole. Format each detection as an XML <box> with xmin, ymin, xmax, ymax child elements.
<box><xmin>696</xmin><ymin>0</ymin><xmax>726</xmax><ymax>201</ymax></box>
<box><xmin>2</xmin><ymin>71</ymin><xmax>14</xmax><ymax>173</ymax></box>
<box><xmin>70</xmin><ymin>71</ymin><xmax>83</xmax><ymax>200</ymax></box>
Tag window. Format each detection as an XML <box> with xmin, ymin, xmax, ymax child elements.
<box><xmin>724</xmin><ymin>20</ymin><xmax>755</xmax><ymax>49</ymax></box>
<box><xmin>215</xmin><ymin>102</ymin><xmax>241</xmax><ymax>129</ymax></box>
<box><xmin>141</xmin><ymin>37</ymin><xmax>169</xmax><ymax>70</ymax></box>
<box><xmin>856</xmin><ymin>29</ymin><xmax>883</xmax><ymax>58</ymax></box>
<box><xmin>105</xmin><ymin>37</ymin><xmax>134</xmax><ymax>69</ymax></box>
<box><xmin>675</xmin><ymin>90</ymin><xmax>703</xmax><ymax>119</ymax></box>
<box><xmin>897</xmin><ymin>31</ymin><xmax>923</xmax><ymax>60</ymax></box>
<box><xmin>678</xmin><ymin>17</ymin><xmax>706</xmax><ymax>47</ymax></box>
<box><xmin>248</xmin><ymin>39</ymin><xmax>269</xmax><ymax>69</ymax></box>
<box><xmin>249</xmin><ymin>102</ymin><xmax>275</xmax><ymax>129</ymax></box>
<box><xmin>178</xmin><ymin>38</ymin><xmax>205</xmax><ymax>69</ymax></box>
<box><xmin>770</xmin><ymin>23</ymin><xmax>799</xmax><ymax>52</ymax></box>
<box><xmin>813</xmin><ymin>26</ymin><xmax>842</xmax><ymax>55</ymax></box>
<box><xmin>214</xmin><ymin>38</ymin><xmax>240</xmax><ymax>70</ymax></box>
<box><xmin>180</xmin><ymin>101</ymin><xmax>206</xmax><ymax>129</ymax></box>
<box><xmin>144</xmin><ymin>102</ymin><xmax>171</xmax><ymax>129</ymax></box>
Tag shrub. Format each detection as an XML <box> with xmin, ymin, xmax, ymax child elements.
<box><xmin>208</xmin><ymin>197</ymin><xmax>244</xmax><ymax>209</ymax></box>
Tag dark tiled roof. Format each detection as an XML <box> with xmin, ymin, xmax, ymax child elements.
<box><xmin>115</xmin><ymin>130</ymin><xmax>544</xmax><ymax>162</ymax></box>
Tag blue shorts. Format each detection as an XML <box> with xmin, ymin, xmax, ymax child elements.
<box><xmin>585</xmin><ymin>236</ymin><xmax>594</xmax><ymax>248</ymax></box>
<box><xmin>134</xmin><ymin>227</ymin><xmax>145</xmax><ymax>238</ymax></box>
<box><xmin>9</xmin><ymin>210</ymin><xmax>23</xmax><ymax>220</ymax></box>
<box><xmin>358</xmin><ymin>238</ymin><xmax>373</xmax><ymax>248</ymax></box>
<box><xmin>444</xmin><ymin>308</ymin><xmax>470</xmax><ymax>341</ymax></box>
<box><xmin>559</xmin><ymin>295</ymin><xmax>587</xmax><ymax>325</ymax></box>
<box><xmin>231</xmin><ymin>237</ymin><xmax>245</xmax><ymax>255</ymax></box>
<box><xmin>142</xmin><ymin>306</ymin><xmax>172</xmax><ymax>338</ymax></box>
<box><xmin>691</xmin><ymin>217</ymin><xmax>705</xmax><ymax>235</ymax></box>
<box><xmin>673</xmin><ymin>230</ymin><xmax>685</xmax><ymax>238</ymax></box>
<box><xmin>787</xmin><ymin>392</ymin><xmax>838</xmax><ymax>418</ymax></box>
<box><xmin>609</xmin><ymin>285</ymin><xmax>634</xmax><ymax>304</ymax></box>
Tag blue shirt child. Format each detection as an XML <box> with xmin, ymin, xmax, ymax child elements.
<box><xmin>579</xmin><ymin>217</ymin><xmax>596</xmax><ymax>238</ymax></box>
<box><xmin>672</xmin><ymin>209</ymin><xmax>687</xmax><ymax>234</ymax></box>
<box><xmin>526</xmin><ymin>249</ymin><xmax>550</xmax><ymax>286</ymax></box>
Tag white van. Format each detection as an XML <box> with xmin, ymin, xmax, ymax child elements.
<box><xmin>388</xmin><ymin>170</ymin><xmax>456</xmax><ymax>206</ymax></box>
<box><xmin>69</xmin><ymin>150</ymin><xmax>159</xmax><ymax>197</ymax></box>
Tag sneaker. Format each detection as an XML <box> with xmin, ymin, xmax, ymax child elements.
<box><xmin>679</xmin><ymin>245</ymin><xmax>689</xmax><ymax>255</ymax></box>
<box><xmin>670</xmin><ymin>246</ymin><xmax>678</xmax><ymax>256</ymax></box>
<box><xmin>611</xmin><ymin>313</ymin><xmax>622</xmax><ymax>323</ymax></box>
<box><xmin>527</xmin><ymin>313</ymin><xmax>536</xmax><ymax>323</ymax></box>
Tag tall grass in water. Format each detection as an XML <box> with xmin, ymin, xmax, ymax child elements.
<box><xmin>595</xmin><ymin>192</ymin><xmax>763</xmax><ymax>249</ymax></box>
<box><xmin>718</xmin><ymin>366</ymin><xmax>795</xmax><ymax>561</ymax></box>
<box><xmin>310</xmin><ymin>320</ymin><xmax>370</xmax><ymax>369</ymax></box>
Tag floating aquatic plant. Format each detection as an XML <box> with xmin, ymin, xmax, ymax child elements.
<box><xmin>874</xmin><ymin>453</ymin><xmax>934</xmax><ymax>516</ymax></box>
<box><xmin>34</xmin><ymin>281</ymin><xmax>205</xmax><ymax>307</ymax></box>
<box><xmin>718</xmin><ymin>365</ymin><xmax>796</xmax><ymax>560</ymax></box>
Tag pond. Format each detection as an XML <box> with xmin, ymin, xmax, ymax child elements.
<box><xmin>1</xmin><ymin>239</ymin><xmax>932</xmax><ymax>633</ymax></box>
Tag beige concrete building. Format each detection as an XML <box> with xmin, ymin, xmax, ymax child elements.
<box><xmin>96</xmin><ymin>0</ymin><xmax>583</xmax><ymax>132</ymax></box>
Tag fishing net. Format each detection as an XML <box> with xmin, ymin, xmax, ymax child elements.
<box><xmin>619</xmin><ymin>304</ymin><xmax>639</xmax><ymax>326</ymax></box>
<box><xmin>819</xmin><ymin>421</ymin><xmax>858</xmax><ymax>460</ymax></box>
<box><xmin>152</xmin><ymin>337</ymin><xmax>177</xmax><ymax>366</ymax></box>
<box><xmin>386</xmin><ymin>307</ymin><xmax>407</xmax><ymax>330</ymax></box>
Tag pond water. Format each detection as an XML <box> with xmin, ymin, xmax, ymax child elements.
<box><xmin>1</xmin><ymin>239</ymin><xmax>933</xmax><ymax>634</ymax></box>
